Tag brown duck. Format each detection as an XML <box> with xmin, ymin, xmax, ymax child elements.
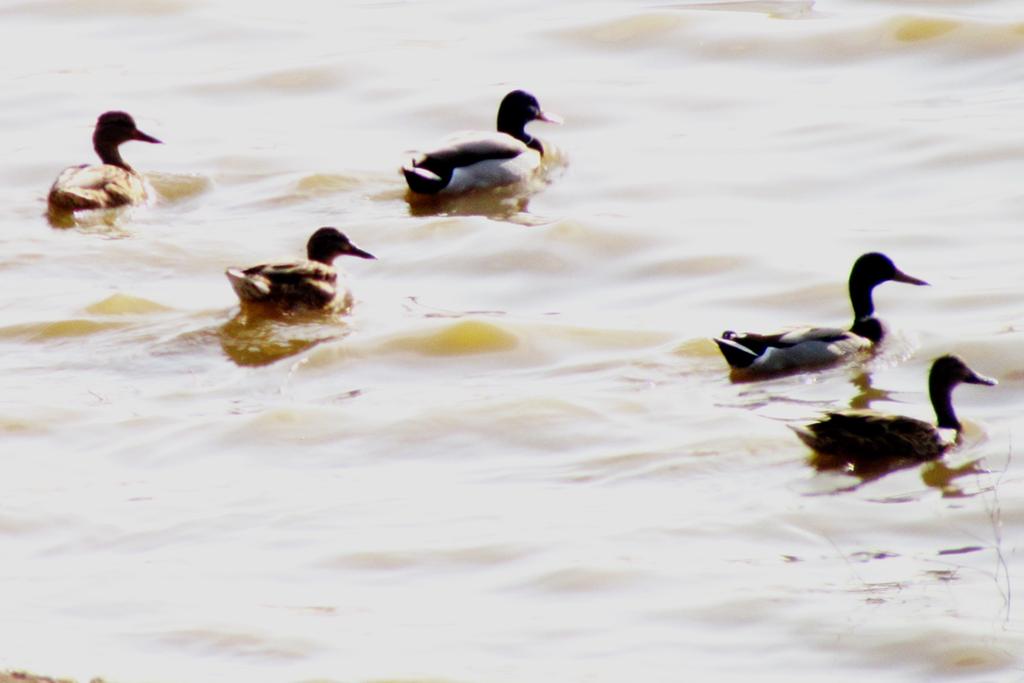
<box><xmin>48</xmin><ymin>111</ymin><xmax>162</xmax><ymax>212</ymax></box>
<box><xmin>225</xmin><ymin>227</ymin><xmax>376</xmax><ymax>312</ymax></box>
<box><xmin>792</xmin><ymin>355</ymin><xmax>995</xmax><ymax>462</ymax></box>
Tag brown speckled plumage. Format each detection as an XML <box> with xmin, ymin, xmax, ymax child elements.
<box><xmin>47</xmin><ymin>111</ymin><xmax>161</xmax><ymax>212</ymax></box>
<box><xmin>225</xmin><ymin>227</ymin><xmax>375</xmax><ymax>312</ymax></box>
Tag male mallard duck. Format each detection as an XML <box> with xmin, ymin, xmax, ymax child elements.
<box><xmin>225</xmin><ymin>227</ymin><xmax>375</xmax><ymax>311</ymax></box>
<box><xmin>792</xmin><ymin>355</ymin><xmax>995</xmax><ymax>462</ymax></box>
<box><xmin>402</xmin><ymin>89</ymin><xmax>562</xmax><ymax>195</ymax></box>
<box><xmin>714</xmin><ymin>252</ymin><xmax>928</xmax><ymax>375</ymax></box>
<box><xmin>47</xmin><ymin>111</ymin><xmax>162</xmax><ymax>212</ymax></box>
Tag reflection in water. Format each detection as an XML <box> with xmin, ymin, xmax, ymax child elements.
<box><xmin>45</xmin><ymin>206</ymin><xmax>77</xmax><ymax>229</ymax></box>
<box><xmin>807</xmin><ymin>450</ymin><xmax>988</xmax><ymax>495</ymax></box>
<box><xmin>46</xmin><ymin>205</ymin><xmax>131</xmax><ymax>235</ymax></box>
<box><xmin>218</xmin><ymin>307</ymin><xmax>350</xmax><ymax>367</ymax></box>
<box><xmin>808</xmin><ymin>449</ymin><xmax>925</xmax><ymax>486</ymax></box>
<box><xmin>846</xmin><ymin>370</ymin><xmax>893</xmax><ymax>411</ymax></box>
<box><xmin>921</xmin><ymin>458</ymin><xmax>990</xmax><ymax>498</ymax></box>
<box><xmin>405</xmin><ymin>185</ymin><xmax>531</xmax><ymax>220</ymax></box>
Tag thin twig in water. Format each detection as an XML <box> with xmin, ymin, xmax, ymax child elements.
<box><xmin>983</xmin><ymin>436</ymin><xmax>1015</xmax><ymax>626</ymax></box>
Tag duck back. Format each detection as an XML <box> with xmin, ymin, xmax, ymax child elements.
<box><xmin>404</xmin><ymin>132</ymin><xmax>539</xmax><ymax>195</ymax></box>
<box><xmin>793</xmin><ymin>411</ymin><xmax>949</xmax><ymax>461</ymax></box>
<box><xmin>48</xmin><ymin>164</ymin><xmax>149</xmax><ymax>211</ymax></box>
<box><xmin>716</xmin><ymin>327</ymin><xmax>871</xmax><ymax>373</ymax></box>
<box><xmin>226</xmin><ymin>261</ymin><xmax>340</xmax><ymax>311</ymax></box>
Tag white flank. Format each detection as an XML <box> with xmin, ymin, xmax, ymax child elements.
<box><xmin>750</xmin><ymin>330</ymin><xmax>871</xmax><ymax>372</ymax></box>
<box><xmin>444</xmin><ymin>150</ymin><xmax>540</xmax><ymax>194</ymax></box>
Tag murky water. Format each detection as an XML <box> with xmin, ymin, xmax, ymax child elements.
<box><xmin>2</xmin><ymin>1</ymin><xmax>1022</xmax><ymax>681</ymax></box>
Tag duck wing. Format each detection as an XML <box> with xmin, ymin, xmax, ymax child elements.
<box><xmin>794</xmin><ymin>411</ymin><xmax>948</xmax><ymax>461</ymax></box>
<box><xmin>226</xmin><ymin>260</ymin><xmax>338</xmax><ymax>309</ymax></box>
<box><xmin>403</xmin><ymin>132</ymin><xmax>532</xmax><ymax>194</ymax></box>
<box><xmin>715</xmin><ymin>327</ymin><xmax>871</xmax><ymax>372</ymax></box>
<box><xmin>414</xmin><ymin>132</ymin><xmax>527</xmax><ymax>167</ymax></box>
<box><xmin>48</xmin><ymin>164</ymin><xmax>146</xmax><ymax>211</ymax></box>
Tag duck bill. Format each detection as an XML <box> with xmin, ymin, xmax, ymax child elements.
<box><xmin>536</xmin><ymin>110</ymin><xmax>563</xmax><ymax>125</ymax></box>
<box><xmin>965</xmin><ymin>370</ymin><xmax>997</xmax><ymax>386</ymax></box>
<box><xmin>132</xmin><ymin>129</ymin><xmax>162</xmax><ymax>144</ymax></box>
<box><xmin>893</xmin><ymin>269</ymin><xmax>928</xmax><ymax>286</ymax></box>
<box><xmin>346</xmin><ymin>245</ymin><xmax>376</xmax><ymax>260</ymax></box>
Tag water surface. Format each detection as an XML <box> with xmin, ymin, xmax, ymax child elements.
<box><xmin>1</xmin><ymin>1</ymin><xmax>1022</xmax><ymax>682</ymax></box>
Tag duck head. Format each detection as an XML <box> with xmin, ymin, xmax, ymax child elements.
<box><xmin>496</xmin><ymin>90</ymin><xmax>562</xmax><ymax>148</ymax></box>
<box><xmin>932</xmin><ymin>355</ymin><xmax>997</xmax><ymax>388</ymax></box>
<box><xmin>848</xmin><ymin>252</ymin><xmax>928</xmax><ymax>340</ymax></box>
<box><xmin>93</xmin><ymin>110</ymin><xmax>162</xmax><ymax>169</ymax></box>
<box><xmin>306</xmin><ymin>227</ymin><xmax>376</xmax><ymax>265</ymax></box>
<box><xmin>929</xmin><ymin>354</ymin><xmax>996</xmax><ymax>430</ymax></box>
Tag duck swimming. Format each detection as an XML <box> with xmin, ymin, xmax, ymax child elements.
<box><xmin>792</xmin><ymin>355</ymin><xmax>995</xmax><ymax>463</ymax></box>
<box><xmin>47</xmin><ymin>111</ymin><xmax>162</xmax><ymax>212</ymax></box>
<box><xmin>402</xmin><ymin>89</ymin><xmax>562</xmax><ymax>195</ymax></box>
<box><xmin>714</xmin><ymin>252</ymin><xmax>928</xmax><ymax>375</ymax></box>
<box><xmin>225</xmin><ymin>227</ymin><xmax>375</xmax><ymax>312</ymax></box>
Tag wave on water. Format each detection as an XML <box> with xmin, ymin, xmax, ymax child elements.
<box><xmin>148</xmin><ymin>172</ymin><xmax>214</xmax><ymax>203</ymax></box>
<box><xmin>559</xmin><ymin>7</ymin><xmax>1024</xmax><ymax>61</ymax></box>
<box><xmin>0</xmin><ymin>318</ymin><xmax>132</xmax><ymax>341</ymax></box>
<box><xmin>378</xmin><ymin>319</ymin><xmax>520</xmax><ymax>357</ymax></box>
<box><xmin>186</xmin><ymin>66</ymin><xmax>350</xmax><ymax>98</ymax></box>
<box><xmin>2</xmin><ymin>0</ymin><xmax>190</xmax><ymax>19</ymax></box>
<box><xmin>664</xmin><ymin>0</ymin><xmax>816</xmax><ymax>20</ymax></box>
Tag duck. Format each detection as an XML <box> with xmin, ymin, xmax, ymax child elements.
<box><xmin>402</xmin><ymin>89</ymin><xmax>562</xmax><ymax>195</ymax></box>
<box><xmin>225</xmin><ymin>227</ymin><xmax>375</xmax><ymax>312</ymax></box>
<box><xmin>714</xmin><ymin>252</ymin><xmax>928</xmax><ymax>375</ymax></box>
<box><xmin>47</xmin><ymin>111</ymin><xmax>162</xmax><ymax>212</ymax></box>
<box><xmin>792</xmin><ymin>354</ymin><xmax>996</xmax><ymax>462</ymax></box>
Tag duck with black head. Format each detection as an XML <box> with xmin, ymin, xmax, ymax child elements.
<box><xmin>225</xmin><ymin>227</ymin><xmax>376</xmax><ymax>313</ymax></box>
<box><xmin>792</xmin><ymin>354</ymin><xmax>996</xmax><ymax>464</ymax></box>
<box><xmin>402</xmin><ymin>89</ymin><xmax>562</xmax><ymax>196</ymax></box>
<box><xmin>714</xmin><ymin>252</ymin><xmax>928</xmax><ymax>376</ymax></box>
<box><xmin>47</xmin><ymin>111</ymin><xmax>162</xmax><ymax>212</ymax></box>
